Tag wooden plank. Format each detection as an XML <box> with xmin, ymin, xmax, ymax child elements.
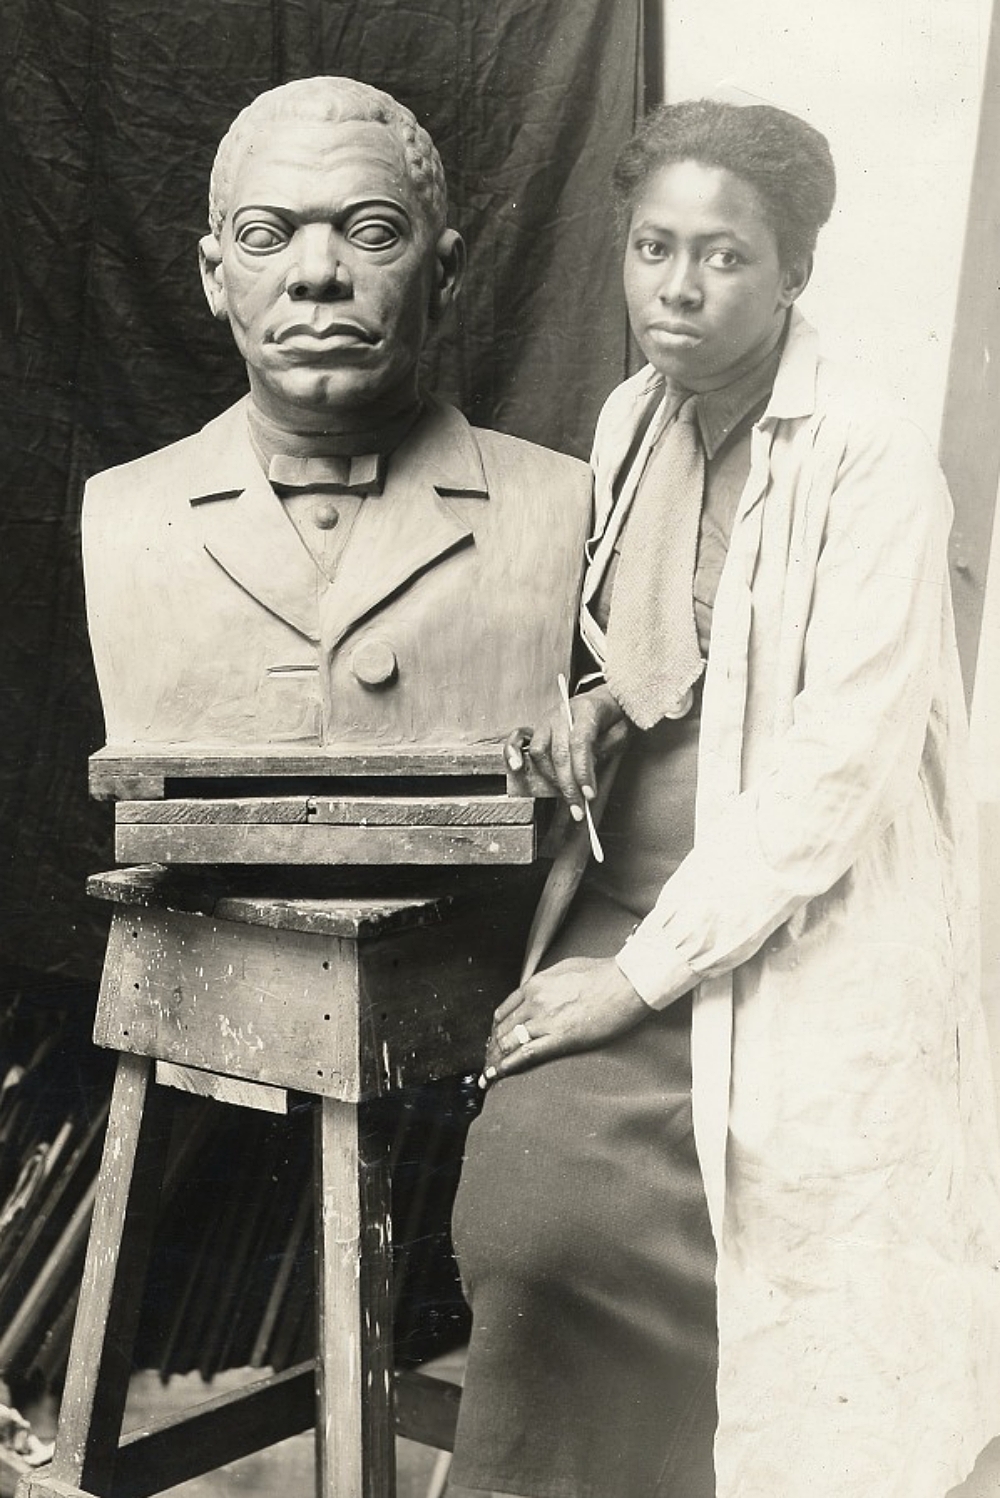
<box><xmin>939</xmin><ymin>0</ymin><xmax>1000</xmax><ymax>696</ymax></box>
<box><xmin>113</xmin><ymin>821</ymin><xmax>535</xmax><ymax>865</ymax></box>
<box><xmin>15</xmin><ymin>1475</ymin><xmax>94</xmax><ymax>1498</ymax></box>
<box><xmin>116</xmin><ymin>799</ymin><xmax>313</xmax><ymax>825</ymax></box>
<box><xmin>93</xmin><ymin>909</ymin><xmax>364</xmax><ymax>1100</ymax></box>
<box><xmin>210</xmin><ymin>893</ymin><xmax>448</xmax><ymax>939</ymax></box>
<box><xmin>314</xmin><ymin>1099</ymin><xmax>395</xmax><ymax>1498</ymax></box>
<box><xmin>94</xmin><ymin>892</ymin><xmax>520</xmax><ymax>1099</ymax></box>
<box><xmin>50</xmin><ymin>1054</ymin><xmax>172</xmax><ymax>1496</ymax></box>
<box><xmin>154</xmin><ymin>1062</ymin><xmax>288</xmax><ymax>1113</ymax></box>
<box><xmin>393</xmin><ymin>1371</ymin><xmax>461</xmax><ymax>1452</ymax></box>
<box><xmin>309</xmin><ymin>794</ymin><xmax>532</xmax><ymax>825</ymax></box>
<box><xmin>90</xmin><ymin>744</ymin><xmax>506</xmax><ymax>800</ymax></box>
<box><xmin>87</xmin><ymin>867</ymin><xmax>453</xmax><ymax>937</ymax></box>
<box><xmin>115</xmin><ymin>794</ymin><xmax>533</xmax><ymax>826</ymax></box>
<box><xmin>50</xmin><ymin>1363</ymin><xmax>461</xmax><ymax>1498</ymax></box>
<box><xmin>112</xmin><ymin>1363</ymin><xmax>315</xmax><ymax>1498</ymax></box>
<box><xmin>356</xmin><ymin>894</ymin><xmax>522</xmax><ymax>1095</ymax></box>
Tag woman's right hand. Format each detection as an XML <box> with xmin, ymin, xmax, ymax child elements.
<box><xmin>504</xmin><ymin>682</ymin><xmax>630</xmax><ymax>820</ymax></box>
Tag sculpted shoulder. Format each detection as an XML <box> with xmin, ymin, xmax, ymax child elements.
<box><xmin>82</xmin><ymin>400</ymin><xmax>250</xmax><ymax>510</ymax></box>
<box><xmin>471</xmin><ymin>424</ymin><xmax>592</xmax><ymax>510</ymax></box>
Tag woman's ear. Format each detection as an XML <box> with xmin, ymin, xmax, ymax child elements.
<box><xmin>429</xmin><ymin>229</ymin><xmax>466</xmax><ymax>319</ymax></box>
<box><xmin>779</xmin><ymin>253</ymin><xmax>813</xmax><ymax>307</ymax></box>
<box><xmin>198</xmin><ymin>234</ymin><xmax>229</xmax><ymax>321</ymax></box>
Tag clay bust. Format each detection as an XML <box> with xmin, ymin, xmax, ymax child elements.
<box><xmin>82</xmin><ymin>77</ymin><xmax>590</xmax><ymax>752</ymax></box>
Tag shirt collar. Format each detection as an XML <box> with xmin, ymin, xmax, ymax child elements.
<box><xmin>186</xmin><ymin>391</ymin><xmax>489</xmax><ymax>505</ymax></box>
<box><xmin>660</xmin><ymin>320</ymin><xmax>786</xmax><ymax>459</ymax></box>
<box><xmin>759</xmin><ymin>306</ymin><xmax>821</xmax><ymax>422</ymax></box>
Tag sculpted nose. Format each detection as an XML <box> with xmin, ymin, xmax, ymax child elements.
<box><xmin>285</xmin><ymin>226</ymin><xmax>351</xmax><ymax>300</ymax></box>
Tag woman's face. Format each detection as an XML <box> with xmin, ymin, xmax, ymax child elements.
<box><xmin>623</xmin><ymin>158</ymin><xmax>809</xmax><ymax>391</ymax></box>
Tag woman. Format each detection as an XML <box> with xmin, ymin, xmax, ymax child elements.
<box><xmin>449</xmin><ymin>100</ymin><xmax>1000</xmax><ymax>1498</ymax></box>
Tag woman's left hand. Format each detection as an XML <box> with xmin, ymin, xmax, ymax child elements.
<box><xmin>481</xmin><ymin>957</ymin><xmax>650</xmax><ymax>1084</ymax></box>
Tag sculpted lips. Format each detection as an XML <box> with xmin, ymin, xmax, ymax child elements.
<box><xmin>271</xmin><ymin>319</ymin><xmax>378</xmax><ymax>349</ymax></box>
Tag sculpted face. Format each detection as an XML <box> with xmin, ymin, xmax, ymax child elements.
<box><xmin>623</xmin><ymin>159</ymin><xmax>809</xmax><ymax>391</ymax></box>
<box><xmin>200</xmin><ymin>117</ymin><xmax>464</xmax><ymax>431</ymax></box>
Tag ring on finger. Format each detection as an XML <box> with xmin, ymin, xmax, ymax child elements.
<box><xmin>513</xmin><ymin>1021</ymin><xmax>533</xmax><ymax>1047</ymax></box>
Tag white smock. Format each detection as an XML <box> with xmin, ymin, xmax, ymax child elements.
<box><xmin>582</xmin><ymin>309</ymin><xmax>1000</xmax><ymax>1498</ymax></box>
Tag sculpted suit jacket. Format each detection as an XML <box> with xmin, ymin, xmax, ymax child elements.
<box><xmin>83</xmin><ymin>395</ymin><xmax>592</xmax><ymax>752</ymax></box>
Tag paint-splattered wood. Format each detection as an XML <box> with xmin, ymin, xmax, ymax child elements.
<box><xmin>47</xmin><ymin>1054</ymin><xmax>172</xmax><ymax>1497</ymax></box>
<box><xmin>154</xmin><ymin>1062</ymin><xmax>288</xmax><ymax>1113</ymax></box>
<box><xmin>113</xmin><ymin>820</ymin><xmax>535</xmax><ymax>865</ymax></box>
<box><xmin>87</xmin><ymin>866</ymin><xmax>453</xmax><ymax>937</ymax></box>
<box><xmin>115</xmin><ymin>793</ymin><xmax>534</xmax><ymax>825</ymax></box>
<box><xmin>315</xmin><ymin>1100</ymin><xmax>394</xmax><ymax>1496</ymax></box>
<box><xmin>89</xmin><ymin>743</ymin><xmax>506</xmax><ymax>801</ymax></box>
<box><xmin>92</xmin><ymin>890</ymin><xmax>516</xmax><ymax>1101</ymax></box>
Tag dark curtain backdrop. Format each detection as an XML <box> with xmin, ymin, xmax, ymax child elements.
<box><xmin>0</xmin><ymin>0</ymin><xmax>641</xmax><ymax>981</ymax></box>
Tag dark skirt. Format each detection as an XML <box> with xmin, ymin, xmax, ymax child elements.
<box><xmin>449</xmin><ymin>884</ymin><xmax>718</xmax><ymax>1498</ymax></box>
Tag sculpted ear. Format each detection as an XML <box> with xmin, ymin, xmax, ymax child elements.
<box><xmin>429</xmin><ymin>229</ymin><xmax>465</xmax><ymax>319</ymax></box>
<box><xmin>199</xmin><ymin>234</ymin><xmax>229</xmax><ymax>320</ymax></box>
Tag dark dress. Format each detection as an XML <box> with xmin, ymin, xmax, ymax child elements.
<box><xmin>450</xmin><ymin>359</ymin><xmax>778</xmax><ymax>1498</ymax></box>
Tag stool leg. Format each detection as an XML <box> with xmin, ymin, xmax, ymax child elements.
<box><xmin>51</xmin><ymin>1052</ymin><xmax>172</xmax><ymax>1496</ymax></box>
<box><xmin>314</xmin><ymin>1097</ymin><xmax>395</xmax><ymax>1498</ymax></box>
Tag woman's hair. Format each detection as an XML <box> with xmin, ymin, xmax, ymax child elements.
<box><xmin>612</xmin><ymin>99</ymin><xmax>836</xmax><ymax>268</ymax></box>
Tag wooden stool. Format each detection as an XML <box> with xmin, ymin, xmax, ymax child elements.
<box><xmin>19</xmin><ymin>865</ymin><xmax>518</xmax><ymax>1498</ymax></box>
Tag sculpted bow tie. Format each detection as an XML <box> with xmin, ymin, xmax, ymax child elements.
<box><xmin>267</xmin><ymin>451</ymin><xmax>385</xmax><ymax>495</ymax></box>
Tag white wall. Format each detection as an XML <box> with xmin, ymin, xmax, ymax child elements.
<box><xmin>663</xmin><ymin>0</ymin><xmax>992</xmax><ymax>444</ymax></box>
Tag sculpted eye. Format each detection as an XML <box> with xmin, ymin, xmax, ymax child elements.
<box><xmin>235</xmin><ymin>221</ymin><xmax>289</xmax><ymax>252</ymax></box>
<box><xmin>347</xmin><ymin>218</ymin><xmax>402</xmax><ymax>250</ymax></box>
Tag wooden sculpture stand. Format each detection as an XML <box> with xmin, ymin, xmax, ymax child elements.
<box><xmin>18</xmin><ymin>864</ymin><xmax>521</xmax><ymax>1498</ymax></box>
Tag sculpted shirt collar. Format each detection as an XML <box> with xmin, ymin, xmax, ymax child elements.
<box><xmin>185</xmin><ymin>392</ymin><xmax>489</xmax><ymax>506</ymax></box>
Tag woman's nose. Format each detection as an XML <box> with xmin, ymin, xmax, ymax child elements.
<box><xmin>285</xmin><ymin>225</ymin><xmax>351</xmax><ymax>300</ymax></box>
<box><xmin>657</xmin><ymin>255</ymin><xmax>702</xmax><ymax>308</ymax></box>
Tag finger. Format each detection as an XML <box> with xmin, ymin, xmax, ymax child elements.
<box><xmin>547</xmin><ymin>728</ymin><xmax>587</xmax><ymax>815</ymax></box>
<box><xmin>490</xmin><ymin>1030</ymin><xmax>555</xmax><ymax>1081</ymax></box>
<box><xmin>484</xmin><ymin>1021</ymin><xmax>525</xmax><ymax>1071</ymax></box>
<box><xmin>492</xmin><ymin>987</ymin><xmax>528</xmax><ymax>1024</ymax></box>
<box><xmin>503</xmin><ymin>727</ymin><xmax>533</xmax><ymax>774</ymax></box>
<box><xmin>568</xmin><ymin>714</ymin><xmax>601</xmax><ymax>803</ymax></box>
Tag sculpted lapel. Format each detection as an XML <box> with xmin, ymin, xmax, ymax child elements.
<box><xmin>183</xmin><ymin>398</ymin><xmax>488</xmax><ymax>656</ymax></box>
<box><xmin>186</xmin><ymin>402</ymin><xmax>323</xmax><ymax>643</ymax></box>
<box><xmin>318</xmin><ymin>480</ymin><xmax>474</xmax><ymax>652</ymax></box>
<box><xmin>317</xmin><ymin>402</ymin><xmax>487</xmax><ymax>651</ymax></box>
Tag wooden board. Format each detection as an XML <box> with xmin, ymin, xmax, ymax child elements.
<box><xmin>154</xmin><ymin>1062</ymin><xmax>289</xmax><ymax>1113</ymax></box>
<box><xmin>113</xmin><ymin>821</ymin><xmax>535</xmax><ymax>865</ymax></box>
<box><xmin>93</xmin><ymin>892</ymin><xmax>515</xmax><ymax>1101</ymax></box>
<box><xmin>116</xmin><ymin>793</ymin><xmax>534</xmax><ymax>825</ymax></box>
<box><xmin>86</xmin><ymin>866</ymin><xmax>454</xmax><ymax>939</ymax></box>
<box><xmin>90</xmin><ymin>744</ymin><xmax>507</xmax><ymax>801</ymax></box>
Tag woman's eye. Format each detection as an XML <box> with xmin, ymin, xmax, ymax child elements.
<box><xmin>235</xmin><ymin>222</ymin><xmax>288</xmax><ymax>252</ymax></box>
<box><xmin>705</xmin><ymin>248</ymin><xmax>742</xmax><ymax>270</ymax></box>
<box><xmin>636</xmin><ymin>239</ymin><xmax>668</xmax><ymax>262</ymax></box>
<box><xmin>347</xmin><ymin>220</ymin><xmax>401</xmax><ymax>250</ymax></box>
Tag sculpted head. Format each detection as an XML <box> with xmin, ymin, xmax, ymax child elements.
<box><xmin>199</xmin><ymin>77</ymin><xmax>465</xmax><ymax>432</ymax></box>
